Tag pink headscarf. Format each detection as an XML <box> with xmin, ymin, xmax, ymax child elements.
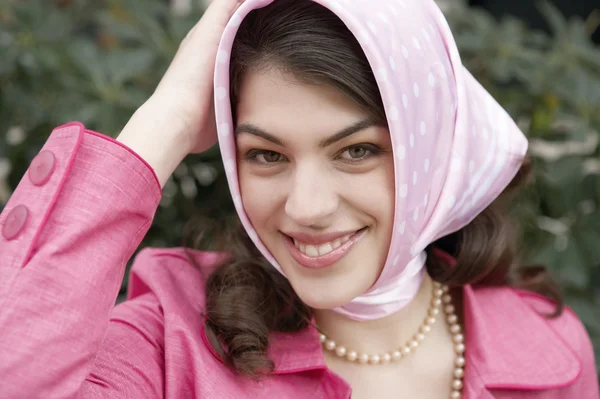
<box><xmin>213</xmin><ymin>0</ymin><xmax>528</xmax><ymax>321</ymax></box>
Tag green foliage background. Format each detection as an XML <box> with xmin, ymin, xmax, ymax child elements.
<box><xmin>1</xmin><ymin>0</ymin><xmax>599</xmax><ymax>377</ymax></box>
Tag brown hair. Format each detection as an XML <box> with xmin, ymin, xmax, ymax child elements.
<box><xmin>188</xmin><ymin>0</ymin><xmax>562</xmax><ymax>380</ymax></box>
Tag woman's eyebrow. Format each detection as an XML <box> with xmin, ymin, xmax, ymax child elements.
<box><xmin>235</xmin><ymin>124</ymin><xmax>284</xmax><ymax>146</ymax></box>
<box><xmin>235</xmin><ymin>118</ymin><xmax>377</xmax><ymax>148</ymax></box>
<box><xmin>318</xmin><ymin>118</ymin><xmax>377</xmax><ymax>148</ymax></box>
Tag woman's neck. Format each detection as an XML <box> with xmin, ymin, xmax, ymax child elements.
<box><xmin>313</xmin><ymin>273</ymin><xmax>435</xmax><ymax>355</ymax></box>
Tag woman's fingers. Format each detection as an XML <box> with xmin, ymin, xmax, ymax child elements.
<box><xmin>181</xmin><ymin>0</ymin><xmax>241</xmax><ymax>44</ymax></box>
<box><xmin>157</xmin><ymin>0</ymin><xmax>243</xmax><ymax>94</ymax></box>
<box><xmin>117</xmin><ymin>0</ymin><xmax>247</xmax><ymax>181</ymax></box>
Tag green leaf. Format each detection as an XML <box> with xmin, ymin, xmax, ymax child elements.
<box><xmin>556</xmin><ymin>239</ymin><xmax>590</xmax><ymax>290</ymax></box>
<box><xmin>67</xmin><ymin>39</ymin><xmax>106</xmax><ymax>89</ymax></box>
<box><xmin>566</xmin><ymin>296</ymin><xmax>600</xmax><ymax>335</ymax></box>
<box><xmin>574</xmin><ymin>214</ymin><xmax>600</xmax><ymax>266</ymax></box>
<box><xmin>33</xmin><ymin>9</ymin><xmax>72</xmax><ymax>43</ymax></box>
<box><xmin>528</xmin><ymin>235</ymin><xmax>560</xmax><ymax>268</ymax></box>
<box><xmin>543</xmin><ymin>157</ymin><xmax>584</xmax><ymax>187</ymax></box>
<box><xmin>104</xmin><ymin>48</ymin><xmax>156</xmax><ymax>85</ymax></box>
<box><xmin>536</xmin><ymin>0</ymin><xmax>568</xmax><ymax>36</ymax></box>
<box><xmin>96</xmin><ymin>11</ymin><xmax>146</xmax><ymax>42</ymax></box>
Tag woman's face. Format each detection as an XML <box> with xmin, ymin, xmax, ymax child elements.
<box><xmin>235</xmin><ymin>68</ymin><xmax>395</xmax><ymax>310</ymax></box>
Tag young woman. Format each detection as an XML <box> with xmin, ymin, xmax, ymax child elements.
<box><xmin>0</xmin><ymin>0</ymin><xmax>597</xmax><ymax>398</ymax></box>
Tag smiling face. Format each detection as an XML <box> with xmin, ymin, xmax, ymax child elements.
<box><xmin>235</xmin><ymin>68</ymin><xmax>395</xmax><ymax>310</ymax></box>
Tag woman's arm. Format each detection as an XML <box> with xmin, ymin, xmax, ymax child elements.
<box><xmin>82</xmin><ymin>292</ymin><xmax>166</xmax><ymax>398</ymax></box>
<box><xmin>0</xmin><ymin>123</ymin><xmax>163</xmax><ymax>398</ymax></box>
<box><xmin>0</xmin><ymin>1</ymin><xmax>244</xmax><ymax>396</ymax></box>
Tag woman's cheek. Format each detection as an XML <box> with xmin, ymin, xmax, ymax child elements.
<box><xmin>239</xmin><ymin>172</ymin><xmax>284</xmax><ymax>226</ymax></box>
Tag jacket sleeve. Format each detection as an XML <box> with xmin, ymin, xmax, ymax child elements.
<box><xmin>0</xmin><ymin>122</ymin><xmax>164</xmax><ymax>398</ymax></box>
<box><xmin>81</xmin><ymin>292</ymin><xmax>166</xmax><ymax>398</ymax></box>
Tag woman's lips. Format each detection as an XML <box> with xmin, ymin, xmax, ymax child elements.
<box><xmin>282</xmin><ymin>228</ymin><xmax>367</xmax><ymax>269</ymax></box>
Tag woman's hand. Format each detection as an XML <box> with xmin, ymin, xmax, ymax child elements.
<box><xmin>117</xmin><ymin>0</ymin><xmax>244</xmax><ymax>186</ymax></box>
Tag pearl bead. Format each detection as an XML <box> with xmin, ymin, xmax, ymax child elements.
<box><xmin>452</xmin><ymin>379</ymin><xmax>463</xmax><ymax>390</ymax></box>
<box><xmin>346</xmin><ymin>351</ymin><xmax>357</xmax><ymax>362</ymax></box>
<box><xmin>369</xmin><ymin>354</ymin><xmax>381</xmax><ymax>365</ymax></box>
<box><xmin>454</xmin><ymin>368</ymin><xmax>464</xmax><ymax>378</ymax></box>
<box><xmin>315</xmin><ymin>284</ymin><xmax>464</xmax><ymax>398</ymax></box>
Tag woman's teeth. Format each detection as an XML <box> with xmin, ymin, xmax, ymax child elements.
<box><xmin>293</xmin><ymin>234</ymin><xmax>352</xmax><ymax>257</ymax></box>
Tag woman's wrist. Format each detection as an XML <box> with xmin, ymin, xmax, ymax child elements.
<box><xmin>117</xmin><ymin>100</ymin><xmax>192</xmax><ymax>187</ymax></box>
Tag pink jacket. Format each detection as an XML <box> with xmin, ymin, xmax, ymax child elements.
<box><xmin>0</xmin><ymin>123</ymin><xmax>598</xmax><ymax>398</ymax></box>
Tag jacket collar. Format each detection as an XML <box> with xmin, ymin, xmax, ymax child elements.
<box><xmin>461</xmin><ymin>284</ymin><xmax>580</xmax><ymax>392</ymax></box>
<box><xmin>262</xmin><ymin>284</ymin><xmax>580</xmax><ymax>392</ymax></box>
<box><xmin>268</xmin><ymin>324</ymin><xmax>327</xmax><ymax>374</ymax></box>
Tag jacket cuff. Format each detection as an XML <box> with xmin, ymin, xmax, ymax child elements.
<box><xmin>0</xmin><ymin>120</ymin><xmax>161</xmax><ymax>285</ymax></box>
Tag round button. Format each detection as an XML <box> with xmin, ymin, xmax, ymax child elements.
<box><xmin>2</xmin><ymin>205</ymin><xmax>29</xmax><ymax>241</ymax></box>
<box><xmin>29</xmin><ymin>150</ymin><xmax>56</xmax><ymax>186</ymax></box>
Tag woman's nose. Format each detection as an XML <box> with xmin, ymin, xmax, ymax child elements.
<box><xmin>284</xmin><ymin>166</ymin><xmax>338</xmax><ymax>227</ymax></box>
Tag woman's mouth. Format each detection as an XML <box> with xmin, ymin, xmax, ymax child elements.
<box><xmin>282</xmin><ymin>228</ymin><xmax>367</xmax><ymax>269</ymax></box>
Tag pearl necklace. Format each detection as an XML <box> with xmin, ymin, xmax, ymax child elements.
<box><xmin>318</xmin><ymin>282</ymin><xmax>465</xmax><ymax>399</ymax></box>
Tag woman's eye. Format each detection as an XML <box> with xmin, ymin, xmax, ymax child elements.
<box><xmin>247</xmin><ymin>150</ymin><xmax>287</xmax><ymax>164</ymax></box>
<box><xmin>339</xmin><ymin>145</ymin><xmax>380</xmax><ymax>162</ymax></box>
<box><xmin>347</xmin><ymin>147</ymin><xmax>367</xmax><ymax>159</ymax></box>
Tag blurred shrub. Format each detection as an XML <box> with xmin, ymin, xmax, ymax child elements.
<box><xmin>1</xmin><ymin>0</ymin><xmax>598</xmax><ymax>374</ymax></box>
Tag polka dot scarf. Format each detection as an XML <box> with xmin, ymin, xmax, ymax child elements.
<box><xmin>213</xmin><ymin>0</ymin><xmax>528</xmax><ymax>321</ymax></box>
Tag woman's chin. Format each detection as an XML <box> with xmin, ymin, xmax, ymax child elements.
<box><xmin>274</xmin><ymin>248</ymin><xmax>380</xmax><ymax>311</ymax></box>
<box><xmin>292</xmin><ymin>285</ymin><xmax>359</xmax><ymax>311</ymax></box>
